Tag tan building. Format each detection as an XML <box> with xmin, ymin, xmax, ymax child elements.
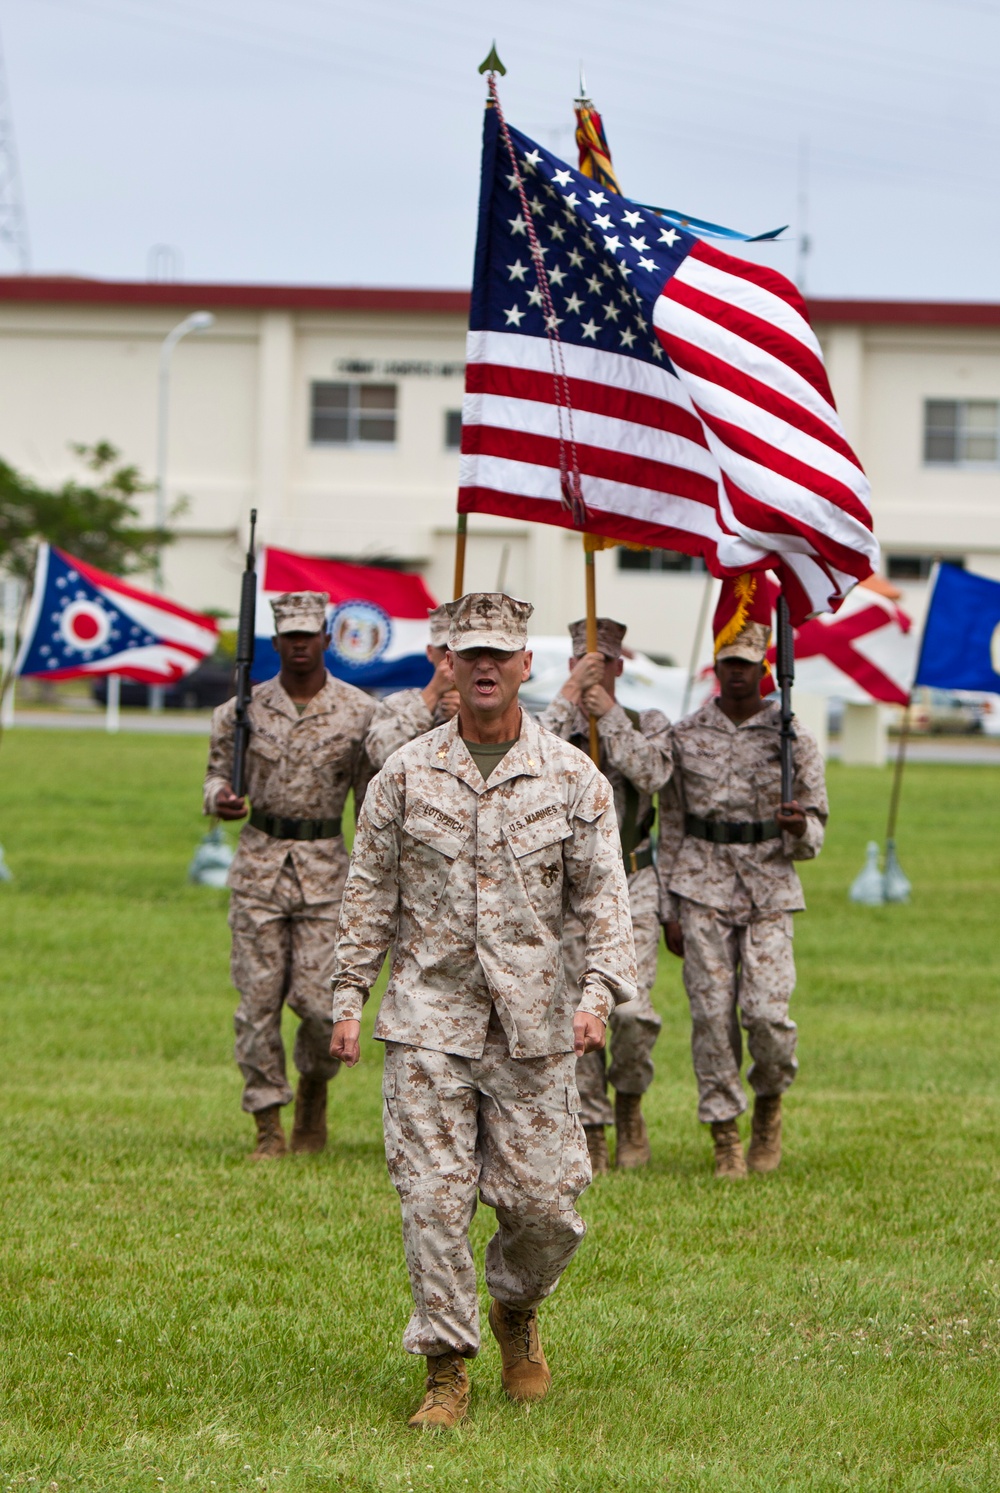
<box><xmin>0</xmin><ymin>276</ymin><xmax>998</xmax><ymax>668</ymax></box>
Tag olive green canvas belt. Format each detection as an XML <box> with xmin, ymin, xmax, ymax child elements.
<box><xmin>684</xmin><ymin>813</ymin><xmax>779</xmax><ymax>845</ymax></box>
<box><xmin>626</xmin><ymin>844</ymin><xmax>655</xmax><ymax>875</ymax></box>
<box><xmin>249</xmin><ymin>810</ymin><xmax>342</xmax><ymax>841</ymax></box>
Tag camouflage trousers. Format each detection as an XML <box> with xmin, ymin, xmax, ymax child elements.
<box><xmin>678</xmin><ymin>897</ymin><xmax>798</xmax><ymax>1124</ymax></box>
<box><xmin>381</xmin><ymin>1010</ymin><xmax>590</xmax><ymax>1359</ymax></box>
<box><xmin>229</xmin><ymin>857</ymin><xmax>342</xmax><ymax>1114</ymax></box>
<box><xmin>566</xmin><ymin>864</ymin><xmax>663</xmax><ymax>1127</ymax></box>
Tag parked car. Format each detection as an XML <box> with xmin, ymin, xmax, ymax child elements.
<box><xmin>901</xmin><ymin>687</ymin><xmax>988</xmax><ymax>735</ymax></box>
<box><xmin>91</xmin><ymin>659</ymin><xmax>234</xmax><ymax>710</ymax></box>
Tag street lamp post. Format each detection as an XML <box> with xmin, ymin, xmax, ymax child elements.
<box><xmin>149</xmin><ymin>309</ymin><xmax>215</xmax><ymax>710</ymax></box>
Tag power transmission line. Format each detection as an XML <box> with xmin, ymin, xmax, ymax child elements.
<box><xmin>0</xmin><ymin>24</ymin><xmax>29</xmax><ymax>273</ymax></box>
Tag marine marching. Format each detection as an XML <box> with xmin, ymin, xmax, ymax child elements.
<box><xmin>201</xmin><ymin>529</ymin><xmax>828</xmax><ymax>1428</ymax></box>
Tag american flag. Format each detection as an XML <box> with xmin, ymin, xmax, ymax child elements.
<box><xmin>15</xmin><ymin>544</ymin><xmax>218</xmax><ymax>682</ymax></box>
<box><xmin>460</xmin><ymin>104</ymin><xmax>879</xmax><ymax>623</ymax></box>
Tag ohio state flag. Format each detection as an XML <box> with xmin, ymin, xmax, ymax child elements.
<box><xmin>16</xmin><ymin>544</ymin><xmax>217</xmax><ymax>682</ymax></box>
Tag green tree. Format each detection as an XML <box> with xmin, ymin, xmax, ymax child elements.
<box><xmin>0</xmin><ymin>441</ymin><xmax>172</xmax><ymax>582</ymax></box>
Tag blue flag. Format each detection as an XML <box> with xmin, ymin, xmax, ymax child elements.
<box><xmin>914</xmin><ymin>563</ymin><xmax>1000</xmax><ymax>691</ymax></box>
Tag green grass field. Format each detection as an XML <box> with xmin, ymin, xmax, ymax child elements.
<box><xmin>0</xmin><ymin>730</ymin><xmax>998</xmax><ymax>1492</ymax></box>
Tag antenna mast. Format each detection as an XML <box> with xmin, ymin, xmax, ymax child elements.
<box><xmin>0</xmin><ymin>25</ymin><xmax>30</xmax><ymax>273</ymax></box>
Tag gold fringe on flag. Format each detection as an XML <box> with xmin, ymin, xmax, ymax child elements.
<box><xmin>713</xmin><ymin>572</ymin><xmax>757</xmax><ymax>654</ymax></box>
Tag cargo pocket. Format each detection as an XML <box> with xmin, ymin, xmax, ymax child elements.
<box><xmin>381</xmin><ymin>1060</ymin><xmax>413</xmax><ymax>1197</ymax></box>
<box><xmin>560</xmin><ymin>1081</ymin><xmax>591</xmax><ymax>1205</ymax></box>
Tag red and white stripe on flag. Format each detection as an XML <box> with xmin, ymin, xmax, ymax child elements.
<box><xmin>459</xmin><ymin>108</ymin><xmax>880</xmax><ymax>624</ymax></box>
<box><xmin>655</xmin><ymin>241</ymin><xmax>877</xmax><ymax>622</ymax></box>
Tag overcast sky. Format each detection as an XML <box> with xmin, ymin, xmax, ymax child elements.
<box><xmin>3</xmin><ymin>0</ymin><xmax>998</xmax><ymax>299</ymax></box>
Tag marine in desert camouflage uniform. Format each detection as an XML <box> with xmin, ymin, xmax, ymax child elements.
<box><xmin>330</xmin><ymin>593</ymin><xmax>637</xmax><ymax>1429</ymax></box>
<box><xmin>657</xmin><ymin>575</ymin><xmax>828</xmax><ymax>1178</ymax></box>
<box><xmin>366</xmin><ymin>604</ymin><xmax>461</xmax><ymax>769</ymax></box>
<box><xmin>539</xmin><ymin>617</ymin><xmax>672</xmax><ymax>1172</ymax></box>
<box><xmin>204</xmin><ymin>591</ymin><xmax>374</xmax><ymax>1160</ymax></box>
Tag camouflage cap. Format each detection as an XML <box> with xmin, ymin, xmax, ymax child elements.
<box><xmin>271</xmin><ymin>591</ymin><xmax>328</xmax><ymax>635</ymax></box>
<box><xmin>427</xmin><ymin>603</ymin><xmax>451</xmax><ymax>650</ymax></box>
<box><xmin>713</xmin><ymin>573</ymin><xmax>775</xmax><ymax>664</ymax></box>
<box><xmin>715</xmin><ymin>621</ymin><xmax>771</xmax><ymax>664</ymax></box>
<box><xmin>568</xmin><ymin>616</ymin><xmax>627</xmax><ymax>660</ymax></box>
<box><xmin>446</xmin><ymin>592</ymin><xmax>534</xmax><ymax>653</ymax></box>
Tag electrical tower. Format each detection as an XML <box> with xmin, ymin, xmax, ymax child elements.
<box><xmin>0</xmin><ymin>26</ymin><xmax>30</xmax><ymax>273</ymax></box>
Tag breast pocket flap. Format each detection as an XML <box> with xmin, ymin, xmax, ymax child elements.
<box><xmin>403</xmin><ymin>807</ymin><xmax>469</xmax><ymax>861</ymax></box>
<box><xmin>503</xmin><ymin>807</ymin><xmax>573</xmax><ymax>859</ymax></box>
<box><xmin>248</xmin><ymin>731</ymin><xmax>283</xmax><ymax>763</ymax></box>
<box><xmin>684</xmin><ymin>749</ymin><xmax>726</xmax><ymax>779</ymax></box>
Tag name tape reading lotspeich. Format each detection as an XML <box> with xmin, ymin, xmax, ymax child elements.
<box><xmin>335</xmin><ymin>359</ymin><xmax>466</xmax><ymax>379</ymax></box>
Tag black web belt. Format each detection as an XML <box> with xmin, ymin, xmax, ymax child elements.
<box><xmin>249</xmin><ymin>810</ymin><xmax>342</xmax><ymax>841</ymax></box>
<box><xmin>684</xmin><ymin>813</ymin><xmax>780</xmax><ymax>845</ymax></box>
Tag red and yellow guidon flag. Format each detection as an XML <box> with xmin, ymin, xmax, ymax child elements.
<box><xmin>575</xmin><ymin>99</ymin><xmax>621</xmax><ymax>196</ymax></box>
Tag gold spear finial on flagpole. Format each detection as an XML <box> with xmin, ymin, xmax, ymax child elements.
<box><xmin>478</xmin><ymin>43</ymin><xmax>506</xmax><ymax>75</ymax></box>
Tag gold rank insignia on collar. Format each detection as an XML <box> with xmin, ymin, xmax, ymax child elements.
<box><xmin>436</xmin><ymin>747</ymin><xmax>448</xmax><ymax>760</ymax></box>
<box><xmin>527</xmin><ymin>757</ymin><xmax>537</xmax><ymax>768</ymax></box>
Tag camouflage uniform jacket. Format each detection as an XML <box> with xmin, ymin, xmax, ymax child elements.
<box><xmin>366</xmin><ymin>687</ymin><xmax>436</xmax><ymax>769</ymax></box>
<box><xmin>538</xmin><ymin>695</ymin><xmax>672</xmax><ymax>864</ymax></box>
<box><xmin>331</xmin><ymin>708</ymin><xmax>638</xmax><ymax>1059</ymax></box>
<box><xmin>657</xmin><ymin>698</ymin><xmax>827</xmax><ymax>920</ymax></box>
<box><xmin>203</xmin><ymin>672</ymin><xmax>375</xmax><ymax>904</ymax></box>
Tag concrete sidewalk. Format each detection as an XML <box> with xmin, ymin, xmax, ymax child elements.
<box><xmin>827</xmin><ymin>738</ymin><xmax>1000</xmax><ymax>765</ymax></box>
<box><xmin>5</xmin><ymin>710</ymin><xmax>212</xmax><ymax>734</ymax></box>
<box><xmin>8</xmin><ymin>714</ymin><xmax>1000</xmax><ymax>762</ymax></box>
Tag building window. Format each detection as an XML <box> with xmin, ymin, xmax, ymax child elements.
<box><xmin>886</xmin><ymin>554</ymin><xmax>965</xmax><ymax>581</ymax></box>
<box><xmin>923</xmin><ymin>399</ymin><xmax>999</xmax><ymax>465</ymax></box>
<box><xmin>617</xmin><ymin>548</ymin><xmax>707</xmax><ymax>572</ymax></box>
<box><xmin>310</xmin><ymin>382</ymin><xmax>397</xmax><ymax>445</ymax></box>
<box><xmin>445</xmin><ymin>410</ymin><xmax>463</xmax><ymax>449</ymax></box>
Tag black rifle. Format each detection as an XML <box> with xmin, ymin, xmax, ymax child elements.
<box><xmin>231</xmin><ymin>509</ymin><xmax>257</xmax><ymax>798</ymax></box>
<box><xmin>775</xmin><ymin>591</ymin><xmax>796</xmax><ymax>804</ymax></box>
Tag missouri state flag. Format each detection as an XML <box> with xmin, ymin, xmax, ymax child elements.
<box><xmin>460</xmin><ymin>102</ymin><xmax>880</xmax><ymax>623</ymax></box>
<box><xmin>16</xmin><ymin>543</ymin><xmax>218</xmax><ymax>682</ymax></box>
<box><xmin>254</xmin><ymin>546</ymin><xmax>439</xmax><ymax>691</ymax></box>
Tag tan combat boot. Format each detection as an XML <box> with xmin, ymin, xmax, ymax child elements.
<box><xmin>251</xmin><ymin>1105</ymin><xmax>287</xmax><ymax>1161</ymax></box>
<box><xmin>585</xmin><ymin>1124</ymin><xmax>610</xmax><ymax>1175</ymax></box>
<box><xmin>614</xmin><ymin>1092</ymin><xmax>651</xmax><ymax>1169</ymax></box>
<box><xmin>407</xmin><ymin>1352</ymin><xmax>470</xmax><ymax>1429</ymax></box>
<box><xmin>746</xmin><ymin>1094</ymin><xmax>782</xmax><ymax>1173</ymax></box>
<box><xmin>290</xmin><ymin>1075</ymin><xmax>328</xmax><ymax>1154</ymax></box>
<box><xmin>488</xmin><ymin>1299</ymin><xmax>551</xmax><ymax>1402</ymax></box>
<box><xmin>710</xmin><ymin>1118</ymin><xmax>747</xmax><ymax>1179</ymax></box>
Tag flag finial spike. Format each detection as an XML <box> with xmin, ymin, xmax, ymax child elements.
<box><xmin>478</xmin><ymin>42</ymin><xmax>506</xmax><ymax>76</ymax></box>
<box><xmin>576</xmin><ymin>62</ymin><xmax>589</xmax><ymax>104</ymax></box>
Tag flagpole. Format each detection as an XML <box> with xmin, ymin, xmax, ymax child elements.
<box><xmin>574</xmin><ymin>81</ymin><xmax>619</xmax><ymax>767</ymax></box>
<box><xmin>453</xmin><ymin>46</ymin><xmax>507</xmax><ymax>605</ymax></box>
<box><xmin>106</xmin><ymin>673</ymin><xmax>121</xmax><ymax>734</ymax></box>
<box><xmin>453</xmin><ymin>512</ymin><xmax>468</xmax><ymax>600</ymax></box>
<box><xmin>584</xmin><ymin>537</ymin><xmax>600</xmax><ymax>763</ymax></box>
<box><xmin>0</xmin><ymin>577</ymin><xmax>20</xmax><ymax>731</ymax></box>
<box><xmin>682</xmin><ymin>570</ymin><xmax>714</xmax><ymax>716</ymax></box>
<box><xmin>886</xmin><ymin>695</ymin><xmax>911</xmax><ymax>845</ymax></box>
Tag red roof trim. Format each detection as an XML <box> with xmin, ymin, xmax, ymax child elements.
<box><xmin>807</xmin><ymin>299</ymin><xmax>1000</xmax><ymax>327</ymax></box>
<box><xmin>0</xmin><ymin>276</ymin><xmax>999</xmax><ymax>325</ymax></box>
<box><xmin>0</xmin><ymin>277</ymin><xmax>470</xmax><ymax>314</ymax></box>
